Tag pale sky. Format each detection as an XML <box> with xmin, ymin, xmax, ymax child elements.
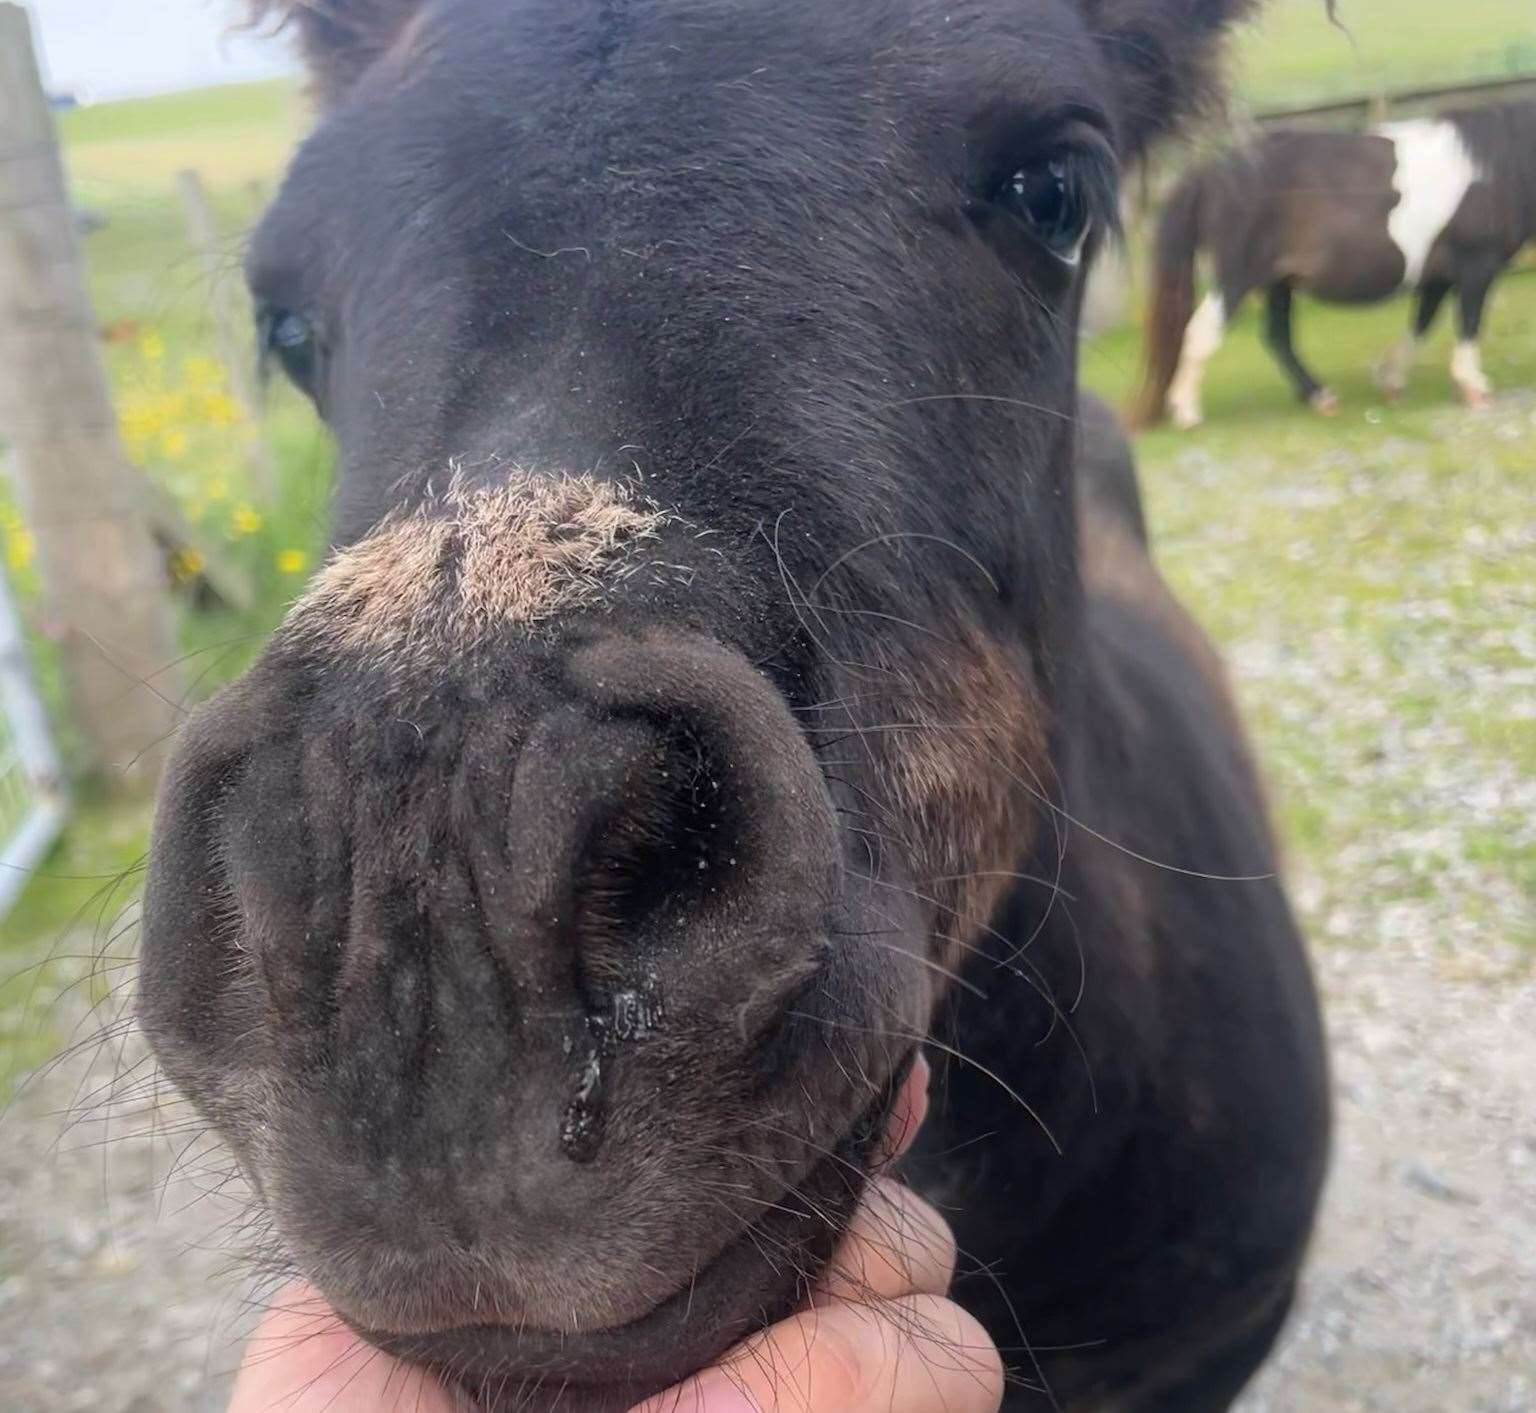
<box><xmin>26</xmin><ymin>0</ymin><xmax>298</xmax><ymax>101</ymax></box>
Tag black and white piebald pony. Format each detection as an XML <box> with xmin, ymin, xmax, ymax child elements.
<box><xmin>1133</xmin><ymin>102</ymin><xmax>1536</xmax><ymax>427</ymax></box>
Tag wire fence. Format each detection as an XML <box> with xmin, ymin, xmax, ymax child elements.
<box><xmin>1251</xmin><ymin>69</ymin><xmax>1536</xmax><ymax>129</ymax></box>
<box><xmin>0</xmin><ymin>556</ymin><xmax>65</xmax><ymax>921</ymax></box>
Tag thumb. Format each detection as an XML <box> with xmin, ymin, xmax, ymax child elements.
<box><xmin>631</xmin><ymin>1295</ymin><xmax>1004</xmax><ymax>1413</ymax></box>
<box><xmin>228</xmin><ymin>1284</ymin><xmax>462</xmax><ymax>1412</ymax></box>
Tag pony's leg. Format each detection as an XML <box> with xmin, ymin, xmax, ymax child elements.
<box><xmin>1450</xmin><ymin>250</ymin><xmax>1503</xmax><ymax>410</ymax></box>
<box><xmin>1263</xmin><ymin>281</ymin><xmax>1336</xmax><ymax>414</ymax></box>
<box><xmin>1167</xmin><ymin>292</ymin><xmax>1227</xmax><ymax>430</ymax></box>
<box><xmin>1378</xmin><ymin>278</ymin><xmax>1451</xmax><ymax>399</ymax></box>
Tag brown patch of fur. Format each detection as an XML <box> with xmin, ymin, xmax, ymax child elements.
<box><xmin>285</xmin><ymin>473</ymin><xmax>668</xmax><ymax>666</ymax></box>
<box><xmin>884</xmin><ymin>624</ymin><xmax>1048</xmax><ymax>971</ymax></box>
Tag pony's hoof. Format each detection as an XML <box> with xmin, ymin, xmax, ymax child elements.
<box><xmin>1374</xmin><ymin>357</ymin><xmax>1411</xmax><ymax>401</ymax></box>
<box><xmin>1309</xmin><ymin>389</ymin><xmax>1340</xmax><ymax>417</ymax></box>
<box><xmin>1167</xmin><ymin>399</ymin><xmax>1204</xmax><ymax>433</ymax></box>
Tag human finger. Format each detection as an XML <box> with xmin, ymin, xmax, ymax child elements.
<box><xmin>813</xmin><ymin>1176</ymin><xmax>957</xmax><ymax>1306</ymax></box>
<box><xmin>631</xmin><ymin>1294</ymin><xmax>1004</xmax><ymax>1413</ymax></box>
<box><xmin>227</xmin><ymin>1283</ymin><xmax>462</xmax><ymax>1413</ymax></box>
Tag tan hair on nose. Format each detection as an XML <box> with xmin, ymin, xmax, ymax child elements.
<box><xmin>286</xmin><ymin>472</ymin><xmax>669</xmax><ymax>664</ymax></box>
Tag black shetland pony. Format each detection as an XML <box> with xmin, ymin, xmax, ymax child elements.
<box><xmin>1133</xmin><ymin>103</ymin><xmax>1536</xmax><ymax>428</ymax></box>
<box><xmin>139</xmin><ymin>3</ymin><xmax>1329</xmax><ymax>1411</ymax></box>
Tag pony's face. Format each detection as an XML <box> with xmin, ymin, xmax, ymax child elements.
<box><xmin>140</xmin><ymin>2</ymin><xmax>1256</xmax><ymax>1406</ymax></box>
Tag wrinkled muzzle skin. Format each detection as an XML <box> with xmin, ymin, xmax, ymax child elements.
<box><xmin>146</xmin><ymin>611</ymin><xmax>930</xmax><ymax>1402</ymax></box>
<box><xmin>139</xmin><ymin>0</ymin><xmax>1269</xmax><ymax>1408</ymax></box>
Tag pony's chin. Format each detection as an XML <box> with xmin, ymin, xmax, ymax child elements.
<box><xmin>354</xmin><ymin>1056</ymin><xmax>920</xmax><ymax>1413</ymax></box>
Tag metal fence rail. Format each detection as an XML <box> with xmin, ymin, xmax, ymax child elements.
<box><xmin>1252</xmin><ymin>71</ymin><xmax>1536</xmax><ymax>130</ymax></box>
<box><xmin>0</xmin><ymin>559</ymin><xmax>66</xmax><ymax>921</ymax></box>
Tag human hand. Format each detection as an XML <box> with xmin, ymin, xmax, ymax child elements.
<box><xmin>226</xmin><ymin>1284</ymin><xmax>466</xmax><ymax>1412</ymax></box>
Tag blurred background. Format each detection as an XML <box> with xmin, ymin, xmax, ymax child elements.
<box><xmin>0</xmin><ymin>1</ymin><xmax>1531</xmax><ymax>1409</ymax></box>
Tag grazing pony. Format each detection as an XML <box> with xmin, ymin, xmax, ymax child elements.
<box><xmin>139</xmin><ymin>2</ymin><xmax>1329</xmax><ymax>1410</ymax></box>
<box><xmin>1133</xmin><ymin>103</ymin><xmax>1536</xmax><ymax>428</ymax></box>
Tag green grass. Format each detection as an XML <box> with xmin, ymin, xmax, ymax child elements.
<box><xmin>49</xmin><ymin>76</ymin><xmax>331</xmax><ymax>668</ymax></box>
<box><xmin>0</xmin><ymin>800</ymin><xmax>149</xmax><ymax>1095</ymax></box>
<box><xmin>58</xmin><ymin>78</ymin><xmax>304</xmax><ymax>196</ymax></box>
<box><xmin>1234</xmin><ymin>0</ymin><xmax>1536</xmax><ymax>108</ymax></box>
<box><xmin>1083</xmin><ymin>273</ymin><xmax>1536</xmax><ymax>963</ymax></box>
<box><xmin>4</xmin><ymin>20</ymin><xmax>1536</xmax><ymax>1090</ymax></box>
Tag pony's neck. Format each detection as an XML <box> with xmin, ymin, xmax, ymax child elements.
<box><xmin>1518</xmin><ymin>106</ymin><xmax>1536</xmax><ymax>244</ymax></box>
<box><xmin>1452</xmin><ymin>103</ymin><xmax>1536</xmax><ymax>247</ymax></box>
<box><xmin>1493</xmin><ymin>104</ymin><xmax>1536</xmax><ymax>245</ymax></box>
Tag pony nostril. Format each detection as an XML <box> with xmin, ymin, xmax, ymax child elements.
<box><xmin>479</xmin><ymin>634</ymin><xmax>843</xmax><ymax>1161</ymax></box>
<box><xmin>568</xmin><ymin>722</ymin><xmax>730</xmax><ymax>989</ymax></box>
<box><xmin>500</xmin><ymin>711</ymin><xmax>693</xmax><ymax>932</ymax></box>
<box><xmin>562</xmin><ymin>635</ymin><xmax>844</xmax><ymax>1044</ymax></box>
<box><xmin>568</xmin><ymin>635</ymin><xmax>841</xmax><ymax>910</ymax></box>
<box><xmin>506</xmin><ymin>687</ymin><xmax>824</xmax><ymax>1006</ymax></box>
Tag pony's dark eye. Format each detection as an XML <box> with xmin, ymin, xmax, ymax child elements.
<box><xmin>259</xmin><ymin>307</ymin><xmax>320</xmax><ymax>394</ymax></box>
<box><xmin>997</xmin><ymin>158</ymin><xmax>1091</xmax><ymax>263</ymax></box>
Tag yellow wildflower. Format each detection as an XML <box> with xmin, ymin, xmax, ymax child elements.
<box><xmin>182</xmin><ymin>356</ymin><xmax>224</xmax><ymax>388</ymax></box>
<box><xmin>201</xmin><ymin>392</ymin><xmax>242</xmax><ymax>427</ymax></box>
<box><xmin>230</xmin><ymin>503</ymin><xmax>264</xmax><ymax>536</ymax></box>
<box><xmin>169</xmin><ymin>549</ymin><xmax>204</xmax><ymax>582</ymax></box>
<box><xmin>160</xmin><ymin>428</ymin><xmax>190</xmax><ymax>459</ymax></box>
<box><xmin>276</xmin><ymin>549</ymin><xmax>307</xmax><ymax>575</ymax></box>
<box><xmin>138</xmin><ymin>330</ymin><xmax>166</xmax><ymax>361</ymax></box>
<box><xmin>5</xmin><ymin>528</ymin><xmax>34</xmax><ymax>574</ymax></box>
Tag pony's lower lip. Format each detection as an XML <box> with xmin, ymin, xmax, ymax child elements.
<box><xmin>351</xmin><ymin>1054</ymin><xmax>917</xmax><ymax>1403</ymax></box>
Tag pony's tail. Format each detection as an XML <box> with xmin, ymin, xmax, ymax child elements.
<box><xmin>1127</xmin><ymin>169</ymin><xmax>1205</xmax><ymax>430</ymax></box>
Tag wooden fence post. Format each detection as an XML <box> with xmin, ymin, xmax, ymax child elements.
<box><xmin>176</xmin><ymin>166</ymin><xmax>277</xmax><ymax>505</ymax></box>
<box><xmin>0</xmin><ymin>2</ymin><xmax>182</xmax><ymax>789</ymax></box>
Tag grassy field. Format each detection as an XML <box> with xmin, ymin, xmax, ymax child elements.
<box><xmin>2</xmin><ymin>28</ymin><xmax>1535</xmax><ymax>1092</ymax></box>
<box><xmin>1235</xmin><ymin>0</ymin><xmax>1536</xmax><ymax>106</ymax></box>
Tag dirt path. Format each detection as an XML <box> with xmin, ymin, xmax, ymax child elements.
<box><xmin>2</xmin><ymin>939</ymin><xmax>1531</xmax><ymax>1412</ymax></box>
<box><xmin>0</xmin><ymin>999</ymin><xmax>253</xmax><ymax>1413</ymax></box>
<box><xmin>1237</xmin><ymin>948</ymin><xmax>1536</xmax><ymax>1413</ymax></box>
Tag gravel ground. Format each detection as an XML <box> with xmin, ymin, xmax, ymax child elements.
<box><xmin>1236</xmin><ymin>948</ymin><xmax>1536</xmax><ymax>1413</ymax></box>
<box><xmin>0</xmin><ymin>962</ymin><xmax>254</xmax><ymax>1413</ymax></box>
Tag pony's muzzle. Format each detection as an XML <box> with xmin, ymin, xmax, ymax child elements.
<box><xmin>139</xmin><ymin>627</ymin><xmax>849</xmax><ymax>1335</ymax></box>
